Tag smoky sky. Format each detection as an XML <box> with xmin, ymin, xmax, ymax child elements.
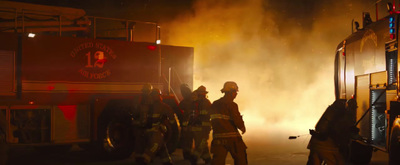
<box><xmin>159</xmin><ymin>0</ymin><xmax>384</xmax><ymax>146</ymax></box>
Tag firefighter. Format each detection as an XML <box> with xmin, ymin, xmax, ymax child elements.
<box><xmin>178</xmin><ymin>84</ymin><xmax>195</xmax><ymax>162</ymax></box>
<box><xmin>190</xmin><ymin>86</ymin><xmax>212</xmax><ymax>165</ymax></box>
<box><xmin>210</xmin><ymin>81</ymin><xmax>247</xmax><ymax>165</ymax></box>
<box><xmin>306</xmin><ymin>99</ymin><xmax>351</xmax><ymax>165</ymax></box>
<box><xmin>0</xmin><ymin>110</ymin><xmax>7</xmax><ymax>165</ymax></box>
<box><xmin>135</xmin><ymin>88</ymin><xmax>175</xmax><ymax>165</ymax></box>
<box><xmin>130</xmin><ymin>83</ymin><xmax>153</xmax><ymax>159</ymax></box>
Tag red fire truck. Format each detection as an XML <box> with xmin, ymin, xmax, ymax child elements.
<box><xmin>335</xmin><ymin>1</ymin><xmax>400</xmax><ymax>164</ymax></box>
<box><xmin>0</xmin><ymin>1</ymin><xmax>193</xmax><ymax>159</ymax></box>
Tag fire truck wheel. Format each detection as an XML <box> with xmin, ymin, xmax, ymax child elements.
<box><xmin>389</xmin><ymin>119</ymin><xmax>400</xmax><ymax>164</ymax></box>
<box><xmin>348</xmin><ymin>141</ymin><xmax>372</xmax><ymax>164</ymax></box>
<box><xmin>98</xmin><ymin>118</ymin><xmax>134</xmax><ymax>160</ymax></box>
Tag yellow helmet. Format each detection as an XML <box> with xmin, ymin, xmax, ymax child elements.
<box><xmin>220</xmin><ymin>81</ymin><xmax>238</xmax><ymax>93</ymax></box>
<box><xmin>141</xmin><ymin>83</ymin><xmax>153</xmax><ymax>94</ymax></box>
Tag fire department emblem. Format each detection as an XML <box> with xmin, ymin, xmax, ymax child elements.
<box><xmin>70</xmin><ymin>42</ymin><xmax>117</xmax><ymax>79</ymax></box>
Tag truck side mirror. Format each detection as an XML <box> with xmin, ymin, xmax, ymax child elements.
<box><xmin>355</xmin><ymin>21</ymin><xmax>360</xmax><ymax>30</ymax></box>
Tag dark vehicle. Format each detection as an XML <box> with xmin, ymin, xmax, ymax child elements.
<box><xmin>0</xmin><ymin>1</ymin><xmax>193</xmax><ymax>159</ymax></box>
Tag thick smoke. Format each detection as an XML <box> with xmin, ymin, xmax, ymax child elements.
<box><xmin>160</xmin><ymin>0</ymin><xmax>382</xmax><ymax>158</ymax></box>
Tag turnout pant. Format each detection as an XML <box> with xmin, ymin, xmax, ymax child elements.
<box><xmin>141</xmin><ymin>129</ymin><xmax>172</xmax><ymax>164</ymax></box>
<box><xmin>210</xmin><ymin>137</ymin><xmax>247</xmax><ymax>165</ymax></box>
<box><xmin>192</xmin><ymin>127</ymin><xmax>211</xmax><ymax>161</ymax></box>
<box><xmin>181</xmin><ymin>127</ymin><xmax>195</xmax><ymax>160</ymax></box>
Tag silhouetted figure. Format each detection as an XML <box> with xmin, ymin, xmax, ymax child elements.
<box><xmin>210</xmin><ymin>81</ymin><xmax>247</xmax><ymax>165</ymax></box>
<box><xmin>190</xmin><ymin>86</ymin><xmax>212</xmax><ymax>165</ymax></box>
<box><xmin>307</xmin><ymin>99</ymin><xmax>355</xmax><ymax>165</ymax></box>
<box><xmin>178</xmin><ymin>84</ymin><xmax>195</xmax><ymax>162</ymax></box>
<box><xmin>131</xmin><ymin>83</ymin><xmax>153</xmax><ymax>159</ymax></box>
<box><xmin>135</xmin><ymin>88</ymin><xmax>175</xmax><ymax>165</ymax></box>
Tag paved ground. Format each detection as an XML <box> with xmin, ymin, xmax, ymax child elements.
<box><xmin>6</xmin><ymin>140</ymin><xmax>389</xmax><ymax>165</ymax></box>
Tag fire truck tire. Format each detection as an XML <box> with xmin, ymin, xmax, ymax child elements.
<box><xmin>389</xmin><ymin>119</ymin><xmax>400</xmax><ymax>164</ymax></box>
<box><xmin>97</xmin><ymin>118</ymin><xmax>134</xmax><ymax>160</ymax></box>
<box><xmin>96</xmin><ymin>99</ymin><xmax>135</xmax><ymax>160</ymax></box>
<box><xmin>348</xmin><ymin>141</ymin><xmax>372</xmax><ymax>164</ymax></box>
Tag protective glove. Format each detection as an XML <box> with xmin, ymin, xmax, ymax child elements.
<box><xmin>350</xmin><ymin>126</ymin><xmax>360</xmax><ymax>134</ymax></box>
<box><xmin>310</xmin><ymin>129</ymin><xmax>328</xmax><ymax>141</ymax></box>
<box><xmin>240</xmin><ymin>127</ymin><xmax>246</xmax><ymax>134</ymax></box>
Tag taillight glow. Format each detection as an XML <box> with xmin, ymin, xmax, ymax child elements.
<box><xmin>47</xmin><ymin>86</ymin><xmax>55</xmax><ymax>91</ymax></box>
<box><xmin>391</xmin><ymin>34</ymin><xmax>396</xmax><ymax>40</ymax></box>
<box><xmin>147</xmin><ymin>45</ymin><xmax>157</xmax><ymax>50</ymax></box>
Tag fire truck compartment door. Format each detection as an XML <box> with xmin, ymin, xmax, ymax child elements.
<box><xmin>0</xmin><ymin>50</ymin><xmax>15</xmax><ymax>96</ymax></box>
<box><xmin>370</xmin><ymin>71</ymin><xmax>387</xmax><ymax>88</ymax></box>
<box><xmin>52</xmin><ymin>105</ymin><xmax>90</xmax><ymax>143</ymax></box>
<box><xmin>356</xmin><ymin>74</ymin><xmax>371</xmax><ymax>139</ymax></box>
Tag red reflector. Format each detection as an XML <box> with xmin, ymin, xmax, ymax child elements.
<box><xmin>391</xmin><ymin>34</ymin><xmax>396</xmax><ymax>40</ymax></box>
<box><xmin>147</xmin><ymin>45</ymin><xmax>157</xmax><ymax>50</ymax></box>
<box><xmin>342</xmin><ymin>52</ymin><xmax>345</xmax><ymax>56</ymax></box>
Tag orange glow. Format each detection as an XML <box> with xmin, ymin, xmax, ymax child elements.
<box><xmin>162</xmin><ymin>0</ymin><xmax>341</xmax><ymax>139</ymax></box>
<box><xmin>29</xmin><ymin>101</ymin><xmax>34</xmax><ymax>105</ymax></box>
<box><xmin>157</xmin><ymin>1</ymin><xmax>378</xmax><ymax>157</ymax></box>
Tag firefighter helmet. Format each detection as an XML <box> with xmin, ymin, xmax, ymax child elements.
<box><xmin>220</xmin><ymin>81</ymin><xmax>238</xmax><ymax>93</ymax></box>
<box><xmin>150</xmin><ymin>88</ymin><xmax>162</xmax><ymax>96</ymax></box>
<box><xmin>141</xmin><ymin>83</ymin><xmax>153</xmax><ymax>94</ymax></box>
<box><xmin>196</xmin><ymin>85</ymin><xmax>208</xmax><ymax>94</ymax></box>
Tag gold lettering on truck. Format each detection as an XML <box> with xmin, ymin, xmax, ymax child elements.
<box><xmin>71</xmin><ymin>42</ymin><xmax>116</xmax><ymax>79</ymax></box>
